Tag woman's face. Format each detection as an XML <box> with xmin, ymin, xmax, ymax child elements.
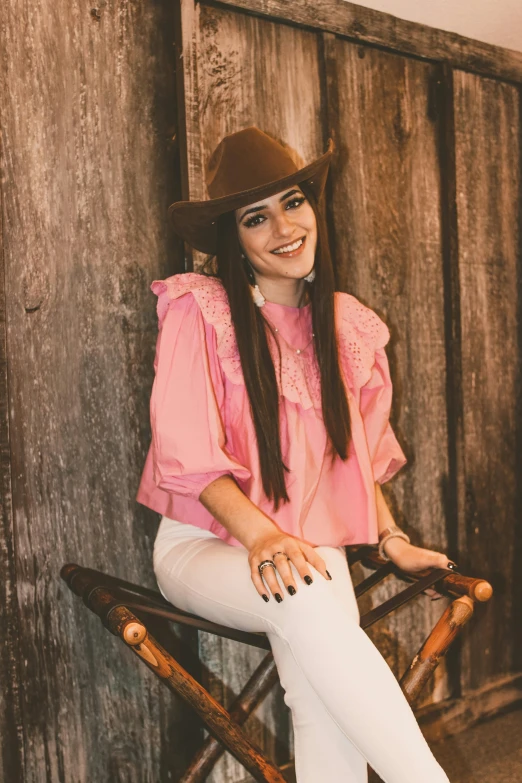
<box><xmin>235</xmin><ymin>186</ymin><xmax>317</xmax><ymax>282</ymax></box>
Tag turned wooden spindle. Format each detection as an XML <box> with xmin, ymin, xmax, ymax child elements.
<box><xmin>107</xmin><ymin>606</ymin><xmax>286</xmax><ymax>783</ymax></box>
<box><xmin>400</xmin><ymin>595</ymin><xmax>475</xmax><ymax>703</ymax></box>
<box><xmin>180</xmin><ymin>654</ymin><xmax>279</xmax><ymax>783</ymax></box>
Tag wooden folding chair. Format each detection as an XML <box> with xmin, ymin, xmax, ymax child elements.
<box><xmin>61</xmin><ymin>547</ymin><xmax>492</xmax><ymax>782</ymax></box>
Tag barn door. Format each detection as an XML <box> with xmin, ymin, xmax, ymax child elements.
<box><xmin>175</xmin><ymin>1</ymin><xmax>521</xmax><ymax>779</ymax></box>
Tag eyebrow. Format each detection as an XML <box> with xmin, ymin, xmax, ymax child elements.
<box><xmin>238</xmin><ymin>189</ymin><xmax>302</xmax><ymax>222</ymax></box>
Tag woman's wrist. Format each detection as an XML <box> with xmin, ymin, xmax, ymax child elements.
<box><xmin>241</xmin><ymin>516</ymin><xmax>281</xmax><ymax>551</ymax></box>
<box><xmin>382</xmin><ymin>535</ymin><xmax>410</xmax><ymax>559</ymax></box>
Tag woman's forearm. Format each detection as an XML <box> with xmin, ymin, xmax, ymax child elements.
<box><xmin>201</xmin><ymin>478</ymin><xmax>399</xmax><ymax>548</ymax></box>
<box><xmin>375</xmin><ymin>481</ymin><xmax>397</xmax><ymax>535</ymax></box>
<box><xmin>374</xmin><ymin>482</ymin><xmax>453</xmax><ymax>574</ymax></box>
<box><xmin>375</xmin><ymin>481</ymin><xmax>410</xmax><ymax>558</ymax></box>
<box><xmin>198</xmin><ymin>474</ymin><xmax>280</xmax><ymax>550</ymax></box>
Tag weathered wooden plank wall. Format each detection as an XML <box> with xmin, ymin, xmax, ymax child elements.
<box><xmin>175</xmin><ymin>0</ymin><xmax>522</xmax><ymax>780</ymax></box>
<box><xmin>0</xmin><ymin>168</ymin><xmax>24</xmax><ymax>782</ymax></box>
<box><xmin>1</xmin><ymin>0</ymin><xmax>520</xmax><ymax>780</ymax></box>
<box><xmin>322</xmin><ymin>37</ymin><xmax>452</xmax><ymax>706</ymax></box>
<box><xmin>0</xmin><ymin>0</ymin><xmax>196</xmax><ymax>781</ymax></box>
<box><xmin>452</xmin><ymin>71</ymin><xmax>520</xmax><ymax>691</ymax></box>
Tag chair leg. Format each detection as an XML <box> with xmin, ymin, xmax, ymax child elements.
<box><xmin>181</xmin><ymin>653</ymin><xmax>279</xmax><ymax>782</ymax></box>
<box><xmin>107</xmin><ymin>605</ymin><xmax>287</xmax><ymax>783</ymax></box>
<box><xmin>400</xmin><ymin>595</ymin><xmax>475</xmax><ymax>704</ymax></box>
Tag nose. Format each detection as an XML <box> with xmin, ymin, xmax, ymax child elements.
<box><xmin>272</xmin><ymin>210</ymin><xmax>295</xmax><ymax>237</ymax></box>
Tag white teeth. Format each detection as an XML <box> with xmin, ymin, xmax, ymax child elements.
<box><xmin>273</xmin><ymin>238</ymin><xmax>304</xmax><ymax>254</ymax></box>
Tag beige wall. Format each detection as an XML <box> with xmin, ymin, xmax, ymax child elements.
<box><xmin>347</xmin><ymin>0</ymin><xmax>522</xmax><ymax>52</ymax></box>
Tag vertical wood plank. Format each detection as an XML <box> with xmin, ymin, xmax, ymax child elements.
<box><xmin>176</xmin><ymin>4</ymin><xmax>326</xmax><ymax>779</ymax></box>
<box><xmin>433</xmin><ymin>62</ymin><xmax>465</xmax><ymax>701</ymax></box>
<box><xmin>453</xmin><ymin>71</ymin><xmax>521</xmax><ymax>692</ymax></box>
<box><xmin>322</xmin><ymin>36</ymin><xmax>452</xmax><ymax>706</ymax></box>
<box><xmin>0</xmin><ymin>0</ymin><xmax>194</xmax><ymax>780</ymax></box>
<box><xmin>0</xmin><ymin>183</ymin><xmax>25</xmax><ymax>783</ymax></box>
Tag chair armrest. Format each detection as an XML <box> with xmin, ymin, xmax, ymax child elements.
<box><xmin>349</xmin><ymin>547</ymin><xmax>493</xmax><ymax>603</ymax></box>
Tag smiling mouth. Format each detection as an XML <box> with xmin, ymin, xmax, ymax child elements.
<box><xmin>270</xmin><ymin>236</ymin><xmax>306</xmax><ymax>256</ymax></box>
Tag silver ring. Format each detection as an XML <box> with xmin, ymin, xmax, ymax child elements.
<box><xmin>272</xmin><ymin>551</ymin><xmax>289</xmax><ymax>561</ymax></box>
<box><xmin>258</xmin><ymin>560</ymin><xmax>276</xmax><ymax>575</ymax></box>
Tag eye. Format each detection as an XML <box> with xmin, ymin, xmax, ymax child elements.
<box><xmin>285</xmin><ymin>196</ymin><xmax>306</xmax><ymax>210</ymax></box>
<box><xmin>243</xmin><ymin>213</ymin><xmax>266</xmax><ymax>229</ymax></box>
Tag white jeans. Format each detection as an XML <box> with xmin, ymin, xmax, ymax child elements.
<box><xmin>153</xmin><ymin>516</ymin><xmax>450</xmax><ymax>783</ymax></box>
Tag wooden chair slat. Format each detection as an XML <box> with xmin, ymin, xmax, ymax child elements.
<box><xmin>360</xmin><ymin>568</ymin><xmax>451</xmax><ymax>629</ymax></box>
<box><xmin>354</xmin><ymin>561</ymin><xmax>395</xmax><ymax>597</ymax></box>
<box><xmin>109</xmin><ymin>593</ymin><xmax>272</xmax><ymax>650</ymax></box>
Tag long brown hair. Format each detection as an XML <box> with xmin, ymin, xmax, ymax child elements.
<box><xmin>200</xmin><ymin>181</ymin><xmax>351</xmax><ymax>510</ymax></box>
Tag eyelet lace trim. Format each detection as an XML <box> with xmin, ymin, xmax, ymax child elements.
<box><xmin>151</xmin><ymin>273</ymin><xmax>390</xmax><ymax>410</ymax></box>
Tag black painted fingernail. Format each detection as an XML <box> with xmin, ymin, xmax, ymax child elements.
<box><xmin>326</xmin><ymin>570</ymin><xmax>332</xmax><ymax>580</ymax></box>
<box><xmin>287</xmin><ymin>585</ymin><xmax>296</xmax><ymax>595</ymax></box>
<box><xmin>447</xmin><ymin>561</ymin><xmax>459</xmax><ymax>570</ymax></box>
<box><xmin>275</xmin><ymin>593</ymin><xmax>283</xmax><ymax>603</ymax></box>
<box><xmin>304</xmin><ymin>575</ymin><xmax>313</xmax><ymax>585</ymax></box>
<box><xmin>262</xmin><ymin>594</ymin><xmax>269</xmax><ymax>602</ymax></box>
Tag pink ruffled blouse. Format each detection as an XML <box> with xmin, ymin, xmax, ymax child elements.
<box><xmin>136</xmin><ymin>272</ymin><xmax>407</xmax><ymax>548</ymax></box>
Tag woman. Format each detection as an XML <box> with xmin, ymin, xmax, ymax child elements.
<box><xmin>137</xmin><ymin>126</ymin><xmax>453</xmax><ymax>782</ymax></box>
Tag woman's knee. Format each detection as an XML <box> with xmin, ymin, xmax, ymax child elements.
<box><xmin>274</xmin><ymin>573</ymin><xmax>361</xmax><ymax>643</ymax></box>
<box><xmin>286</xmin><ymin>548</ymin><xmax>360</xmax><ymax>625</ymax></box>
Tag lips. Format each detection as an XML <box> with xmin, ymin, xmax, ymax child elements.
<box><xmin>270</xmin><ymin>235</ymin><xmax>306</xmax><ymax>258</ymax></box>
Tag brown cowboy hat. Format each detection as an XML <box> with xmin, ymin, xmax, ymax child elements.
<box><xmin>168</xmin><ymin>126</ymin><xmax>335</xmax><ymax>255</ymax></box>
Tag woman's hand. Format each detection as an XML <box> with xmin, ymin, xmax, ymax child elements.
<box><xmin>248</xmin><ymin>530</ymin><xmax>332</xmax><ymax>603</ymax></box>
<box><xmin>383</xmin><ymin>537</ymin><xmax>458</xmax><ymax>599</ymax></box>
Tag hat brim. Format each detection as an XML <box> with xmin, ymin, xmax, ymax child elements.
<box><xmin>168</xmin><ymin>138</ymin><xmax>335</xmax><ymax>255</ymax></box>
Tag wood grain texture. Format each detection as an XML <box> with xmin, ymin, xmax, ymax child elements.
<box><xmin>177</xmin><ymin>4</ymin><xmax>325</xmax><ymax>779</ymax></box>
<box><xmin>323</xmin><ymin>35</ymin><xmax>452</xmax><ymax>707</ymax></box>
<box><xmin>0</xmin><ymin>0</ymin><xmax>191</xmax><ymax>780</ymax></box>
<box><xmin>1</xmin><ymin>0</ymin><xmax>520</xmax><ymax>779</ymax></box>
<box><xmin>0</xmin><ymin>171</ymin><xmax>25</xmax><ymax>783</ymax></box>
<box><xmin>212</xmin><ymin>0</ymin><xmax>522</xmax><ymax>84</ymax></box>
<box><xmin>417</xmin><ymin>672</ymin><xmax>522</xmax><ymax>743</ymax></box>
<box><xmin>179</xmin><ymin>0</ymin><xmax>327</xmax><ymax>270</ymax></box>
<box><xmin>452</xmin><ymin>71</ymin><xmax>521</xmax><ymax>692</ymax></box>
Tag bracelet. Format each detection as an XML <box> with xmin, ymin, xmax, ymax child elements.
<box><xmin>378</xmin><ymin>527</ymin><xmax>410</xmax><ymax>561</ymax></box>
<box><xmin>378</xmin><ymin>525</ymin><xmax>404</xmax><ymax>543</ymax></box>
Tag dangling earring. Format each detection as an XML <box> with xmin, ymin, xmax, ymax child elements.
<box><xmin>242</xmin><ymin>252</ymin><xmax>266</xmax><ymax>307</ymax></box>
<box><xmin>304</xmin><ymin>268</ymin><xmax>316</xmax><ymax>283</ymax></box>
<box><xmin>250</xmin><ymin>284</ymin><xmax>266</xmax><ymax>307</ymax></box>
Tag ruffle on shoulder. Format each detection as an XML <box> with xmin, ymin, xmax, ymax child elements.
<box><xmin>150</xmin><ymin>273</ymin><xmax>391</xmax><ymax>408</ymax></box>
<box><xmin>151</xmin><ymin>272</ymin><xmax>245</xmax><ymax>387</ymax></box>
<box><xmin>335</xmin><ymin>293</ymin><xmax>391</xmax><ymax>392</ymax></box>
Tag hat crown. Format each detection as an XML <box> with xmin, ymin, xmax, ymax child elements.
<box><xmin>205</xmin><ymin>127</ymin><xmax>299</xmax><ymax>199</ymax></box>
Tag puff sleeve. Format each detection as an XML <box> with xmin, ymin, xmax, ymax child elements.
<box><xmin>150</xmin><ymin>291</ymin><xmax>251</xmax><ymax>500</ymax></box>
<box><xmin>358</xmin><ymin>343</ymin><xmax>408</xmax><ymax>485</ymax></box>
